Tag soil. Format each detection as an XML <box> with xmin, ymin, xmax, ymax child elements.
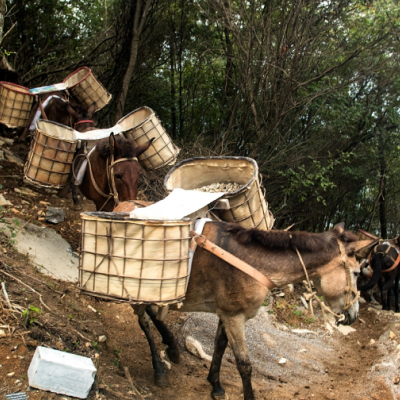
<box><xmin>1</xmin><ymin>131</ymin><xmax>400</xmax><ymax>400</ymax></box>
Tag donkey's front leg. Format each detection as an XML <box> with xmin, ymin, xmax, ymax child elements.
<box><xmin>207</xmin><ymin>319</ymin><xmax>229</xmax><ymax>399</ymax></box>
<box><xmin>221</xmin><ymin>315</ymin><xmax>255</xmax><ymax>400</ymax></box>
<box><xmin>137</xmin><ymin>311</ymin><xmax>168</xmax><ymax>387</ymax></box>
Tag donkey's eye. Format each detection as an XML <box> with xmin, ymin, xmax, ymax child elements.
<box><xmin>115</xmin><ymin>174</ymin><xmax>122</xmax><ymax>180</ymax></box>
<box><xmin>354</xmin><ymin>272</ymin><xmax>360</xmax><ymax>278</ymax></box>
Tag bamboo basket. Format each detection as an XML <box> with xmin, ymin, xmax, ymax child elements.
<box><xmin>79</xmin><ymin>212</ymin><xmax>191</xmax><ymax>304</ymax></box>
<box><xmin>164</xmin><ymin>157</ymin><xmax>275</xmax><ymax>231</ymax></box>
<box><xmin>24</xmin><ymin>120</ymin><xmax>77</xmax><ymax>188</ymax></box>
<box><xmin>0</xmin><ymin>82</ymin><xmax>34</xmax><ymax>128</ymax></box>
<box><xmin>63</xmin><ymin>67</ymin><xmax>111</xmax><ymax>111</ymax></box>
<box><xmin>119</xmin><ymin>106</ymin><xmax>180</xmax><ymax>170</ymax></box>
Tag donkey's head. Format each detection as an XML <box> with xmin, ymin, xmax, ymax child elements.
<box><xmin>67</xmin><ymin>102</ymin><xmax>97</xmax><ymax>132</ymax></box>
<box><xmin>98</xmin><ymin>133</ymin><xmax>154</xmax><ymax>204</ymax></box>
<box><xmin>312</xmin><ymin>223</ymin><xmax>374</xmax><ymax>325</ymax></box>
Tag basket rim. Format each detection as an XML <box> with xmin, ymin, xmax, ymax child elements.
<box><xmin>0</xmin><ymin>81</ymin><xmax>34</xmax><ymax>95</ymax></box>
<box><xmin>36</xmin><ymin>119</ymin><xmax>77</xmax><ymax>143</ymax></box>
<box><xmin>164</xmin><ymin>156</ymin><xmax>259</xmax><ymax>196</ymax></box>
<box><xmin>62</xmin><ymin>66</ymin><xmax>91</xmax><ymax>88</ymax></box>
<box><xmin>80</xmin><ymin>211</ymin><xmax>192</xmax><ymax>224</ymax></box>
<box><xmin>117</xmin><ymin>105</ymin><xmax>154</xmax><ymax>132</ymax></box>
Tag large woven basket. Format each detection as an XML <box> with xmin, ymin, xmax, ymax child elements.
<box><xmin>164</xmin><ymin>157</ymin><xmax>275</xmax><ymax>231</ymax></box>
<box><xmin>0</xmin><ymin>82</ymin><xmax>34</xmax><ymax>128</ymax></box>
<box><xmin>24</xmin><ymin>120</ymin><xmax>77</xmax><ymax>188</ymax></box>
<box><xmin>79</xmin><ymin>212</ymin><xmax>191</xmax><ymax>304</ymax></box>
<box><xmin>119</xmin><ymin>106</ymin><xmax>180</xmax><ymax>170</ymax></box>
<box><xmin>63</xmin><ymin>67</ymin><xmax>111</xmax><ymax>111</ymax></box>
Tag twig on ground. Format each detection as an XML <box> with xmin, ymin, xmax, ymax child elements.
<box><xmin>0</xmin><ymin>269</ymin><xmax>52</xmax><ymax>311</ymax></box>
<box><xmin>1</xmin><ymin>281</ymin><xmax>12</xmax><ymax>309</ymax></box>
<box><xmin>123</xmin><ymin>366</ymin><xmax>145</xmax><ymax>400</ymax></box>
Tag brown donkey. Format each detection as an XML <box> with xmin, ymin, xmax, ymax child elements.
<box><xmin>135</xmin><ymin>222</ymin><xmax>374</xmax><ymax>400</ymax></box>
<box><xmin>77</xmin><ymin>133</ymin><xmax>154</xmax><ymax>211</ymax></box>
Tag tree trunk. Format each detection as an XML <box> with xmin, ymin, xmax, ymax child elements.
<box><xmin>0</xmin><ymin>0</ymin><xmax>5</xmax><ymax>44</ymax></box>
<box><xmin>379</xmin><ymin>151</ymin><xmax>387</xmax><ymax>239</ymax></box>
<box><xmin>114</xmin><ymin>0</ymin><xmax>152</xmax><ymax>123</ymax></box>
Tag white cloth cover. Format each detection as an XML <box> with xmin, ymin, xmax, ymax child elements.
<box><xmin>29</xmin><ymin>95</ymin><xmax>64</xmax><ymax>131</ymax></box>
<box><xmin>129</xmin><ymin>188</ymin><xmax>225</xmax><ymax>221</ymax></box>
<box><xmin>74</xmin><ymin>146</ymin><xmax>96</xmax><ymax>185</ymax></box>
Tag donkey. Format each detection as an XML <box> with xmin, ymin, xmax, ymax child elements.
<box><xmin>358</xmin><ymin>239</ymin><xmax>400</xmax><ymax>312</ymax></box>
<box><xmin>76</xmin><ymin>133</ymin><xmax>154</xmax><ymax>211</ymax></box>
<box><xmin>132</xmin><ymin>222</ymin><xmax>373</xmax><ymax>400</ymax></box>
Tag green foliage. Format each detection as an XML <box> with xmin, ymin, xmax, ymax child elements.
<box><xmin>22</xmin><ymin>305</ymin><xmax>42</xmax><ymax>326</ymax></box>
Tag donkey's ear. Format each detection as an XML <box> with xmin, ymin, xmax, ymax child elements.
<box><xmin>333</xmin><ymin>222</ymin><xmax>345</xmax><ymax>235</ymax></box>
<box><xmin>67</xmin><ymin>103</ymin><xmax>80</xmax><ymax>120</ymax></box>
<box><xmin>87</xmin><ymin>102</ymin><xmax>97</xmax><ymax>118</ymax></box>
<box><xmin>109</xmin><ymin>133</ymin><xmax>116</xmax><ymax>156</ymax></box>
<box><xmin>135</xmin><ymin>137</ymin><xmax>155</xmax><ymax>157</ymax></box>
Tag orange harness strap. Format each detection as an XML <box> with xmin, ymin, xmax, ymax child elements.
<box><xmin>190</xmin><ymin>231</ymin><xmax>276</xmax><ymax>290</ymax></box>
<box><xmin>382</xmin><ymin>251</ymin><xmax>400</xmax><ymax>273</ymax></box>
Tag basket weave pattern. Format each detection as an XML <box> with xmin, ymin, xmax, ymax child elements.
<box><xmin>24</xmin><ymin>123</ymin><xmax>76</xmax><ymax>188</ymax></box>
<box><xmin>64</xmin><ymin>67</ymin><xmax>111</xmax><ymax>110</ymax></box>
<box><xmin>221</xmin><ymin>176</ymin><xmax>274</xmax><ymax>230</ymax></box>
<box><xmin>121</xmin><ymin>107</ymin><xmax>180</xmax><ymax>170</ymax></box>
<box><xmin>0</xmin><ymin>82</ymin><xmax>34</xmax><ymax>128</ymax></box>
<box><xmin>79</xmin><ymin>214</ymin><xmax>190</xmax><ymax>303</ymax></box>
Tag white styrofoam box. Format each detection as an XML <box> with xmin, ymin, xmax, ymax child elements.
<box><xmin>28</xmin><ymin>346</ymin><xmax>97</xmax><ymax>399</ymax></box>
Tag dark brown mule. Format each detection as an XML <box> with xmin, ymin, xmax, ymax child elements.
<box><xmin>77</xmin><ymin>133</ymin><xmax>154</xmax><ymax>211</ymax></box>
<box><xmin>358</xmin><ymin>238</ymin><xmax>400</xmax><ymax>312</ymax></box>
<box><xmin>133</xmin><ymin>222</ymin><xmax>373</xmax><ymax>400</ymax></box>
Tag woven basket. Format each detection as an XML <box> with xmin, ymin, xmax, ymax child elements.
<box><xmin>119</xmin><ymin>106</ymin><xmax>180</xmax><ymax>170</ymax></box>
<box><xmin>79</xmin><ymin>212</ymin><xmax>191</xmax><ymax>304</ymax></box>
<box><xmin>164</xmin><ymin>157</ymin><xmax>275</xmax><ymax>231</ymax></box>
<box><xmin>24</xmin><ymin>120</ymin><xmax>77</xmax><ymax>188</ymax></box>
<box><xmin>0</xmin><ymin>82</ymin><xmax>34</xmax><ymax>128</ymax></box>
<box><xmin>63</xmin><ymin>67</ymin><xmax>111</xmax><ymax>111</ymax></box>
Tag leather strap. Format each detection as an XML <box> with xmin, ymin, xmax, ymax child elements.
<box><xmin>39</xmin><ymin>98</ymin><xmax>48</xmax><ymax>120</ymax></box>
<box><xmin>382</xmin><ymin>251</ymin><xmax>400</xmax><ymax>273</ymax></box>
<box><xmin>74</xmin><ymin>119</ymin><xmax>94</xmax><ymax>128</ymax></box>
<box><xmin>189</xmin><ymin>231</ymin><xmax>275</xmax><ymax>290</ymax></box>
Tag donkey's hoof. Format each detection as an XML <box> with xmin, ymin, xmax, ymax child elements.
<box><xmin>154</xmin><ymin>373</ymin><xmax>168</xmax><ymax>387</ymax></box>
<box><xmin>166</xmin><ymin>348</ymin><xmax>180</xmax><ymax>364</ymax></box>
<box><xmin>211</xmin><ymin>392</ymin><xmax>229</xmax><ymax>400</ymax></box>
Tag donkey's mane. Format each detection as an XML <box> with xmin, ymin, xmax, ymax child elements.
<box><xmin>98</xmin><ymin>135</ymin><xmax>137</xmax><ymax>159</ymax></box>
<box><xmin>225</xmin><ymin>224</ymin><xmax>359</xmax><ymax>252</ymax></box>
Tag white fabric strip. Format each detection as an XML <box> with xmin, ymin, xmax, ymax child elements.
<box><xmin>187</xmin><ymin>218</ymin><xmax>212</xmax><ymax>289</ymax></box>
<box><xmin>129</xmin><ymin>188</ymin><xmax>225</xmax><ymax>221</ymax></box>
<box><xmin>29</xmin><ymin>95</ymin><xmax>64</xmax><ymax>131</ymax></box>
<box><xmin>74</xmin><ymin>146</ymin><xmax>96</xmax><ymax>185</ymax></box>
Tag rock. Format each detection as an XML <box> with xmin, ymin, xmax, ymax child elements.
<box><xmin>336</xmin><ymin>325</ymin><xmax>356</xmax><ymax>336</ymax></box>
<box><xmin>0</xmin><ymin>136</ymin><xmax>14</xmax><ymax>146</ymax></box>
<box><xmin>3</xmin><ymin>149</ymin><xmax>24</xmax><ymax>166</ymax></box>
<box><xmin>0</xmin><ymin>195</ymin><xmax>12</xmax><ymax>207</ymax></box>
<box><xmin>299</xmin><ymin>348</ymin><xmax>307</xmax><ymax>353</ymax></box>
<box><xmin>390</xmin><ymin>331</ymin><xmax>396</xmax><ymax>339</ymax></box>
<box><xmin>7</xmin><ymin>372</ymin><xmax>15</xmax><ymax>377</ymax></box>
<box><xmin>262</xmin><ymin>332</ymin><xmax>277</xmax><ymax>347</ymax></box>
<box><xmin>291</xmin><ymin>329</ymin><xmax>318</xmax><ymax>335</ymax></box>
<box><xmin>185</xmin><ymin>336</ymin><xmax>212</xmax><ymax>361</ymax></box>
<box><xmin>380</xmin><ymin>330</ymin><xmax>393</xmax><ymax>342</ymax></box>
<box><xmin>368</xmin><ymin>339</ymin><xmax>376</xmax><ymax>346</ymax></box>
<box><xmin>0</xmin><ymin>150</ymin><xmax>4</xmax><ymax>160</ymax></box>
<box><xmin>14</xmin><ymin>187</ymin><xmax>39</xmax><ymax>197</ymax></box>
<box><xmin>98</xmin><ymin>335</ymin><xmax>107</xmax><ymax>343</ymax></box>
<box><xmin>28</xmin><ymin>346</ymin><xmax>97</xmax><ymax>398</ymax></box>
<box><xmin>0</xmin><ymin>329</ymin><xmax>6</xmax><ymax>338</ymax></box>
<box><xmin>358</xmin><ymin>297</ymin><xmax>366</xmax><ymax>304</ymax></box>
<box><xmin>278</xmin><ymin>358</ymin><xmax>287</xmax><ymax>364</ymax></box>
<box><xmin>45</xmin><ymin>206</ymin><xmax>65</xmax><ymax>224</ymax></box>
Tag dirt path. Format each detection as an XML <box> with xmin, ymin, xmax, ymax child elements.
<box><xmin>1</xmin><ymin>135</ymin><xmax>400</xmax><ymax>400</ymax></box>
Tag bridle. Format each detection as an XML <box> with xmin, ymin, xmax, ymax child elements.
<box><xmin>73</xmin><ymin>144</ymin><xmax>140</xmax><ymax>211</ymax></box>
<box><xmin>367</xmin><ymin>241</ymin><xmax>400</xmax><ymax>274</ymax></box>
<box><xmin>296</xmin><ymin>240</ymin><xmax>359</xmax><ymax>324</ymax></box>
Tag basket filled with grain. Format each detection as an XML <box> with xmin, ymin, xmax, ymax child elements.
<box><xmin>164</xmin><ymin>156</ymin><xmax>275</xmax><ymax>230</ymax></box>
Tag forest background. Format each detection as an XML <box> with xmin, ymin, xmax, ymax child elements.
<box><xmin>0</xmin><ymin>0</ymin><xmax>399</xmax><ymax>237</ymax></box>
